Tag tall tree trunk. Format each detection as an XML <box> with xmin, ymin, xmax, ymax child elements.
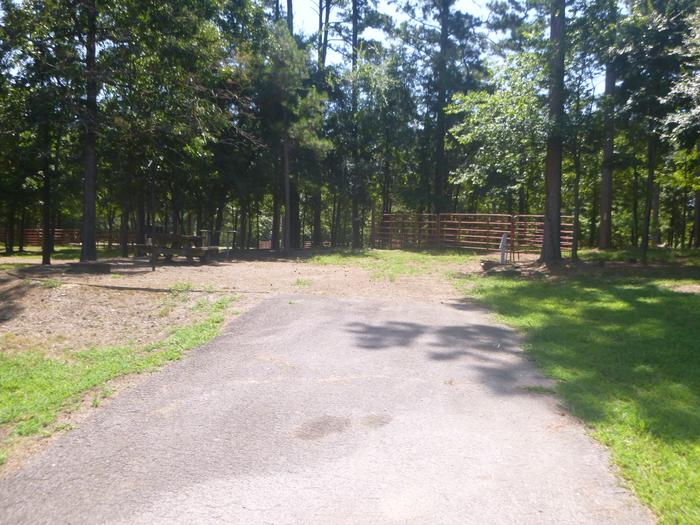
<box><xmin>312</xmin><ymin>189</ymin><xmax>322</xmax><ymax>247</ymax></box>
<box><xmin>651</xmin><ymin>182</ymin><xmax>661</xmax><ymax>246</ymax></box>
<box><xmin>433</xmin><ymin>0</ymin><xmax>449</xmax><ymax>214</ymax></box>
<box><xmin>135</xmin><ymin>191</ymin><xmax>145</xmax><ymax>255</ymax></box>
<box><xmin>272</xmin><ymin>188</ymin><xmax>281</xmax><ymax>250</ymax></box>
<box><xmin>238</xmin><ymin>205</ymin><xmax>247</xmax><ymax>249</ymax></box>
<box><xmin>641</xmin><ymin>135</ymin><xmax>658</xmax><ymax>265</ymax></box>
<box><xmin>381</xmin><ymin>156</ymin><xmax>392</xmax><ymax>214</ymax></box>
<box><xmin>40</xmin><ymin>126</ymin><xmax>52</xmax><ymax>265</ymax></box>
<box><xmin>680</xmin><ymin>191</ymin><xmax>687</xmax><ymax>249</ymax></box>
<box><xmin>693</xmin><ymin>189</ymin><xmax>700</xmax><ymax>248</ymax></box>
<box><xmin>668</xmin><ymin>192</ymin><xmax>677</xmax><ymax>248</ymax></box>
<box><xmin>4</xmin><ymin>206</ymin><xmax>15</xmax><ymax>255</ymax></box>
<box><xmin>282</xmin><ymin>127</ymin><xmax>291</xmax><ymax>254</ymax></box>
<box><xmin>631</xmin><ymin>167</ymin><xmax>639</xmax><ymax>247</ymax></box>
<box><xmin>351</xmin><ymin>197</ymin><xmax>360</xmax><ymax>248</ymax></box>
<box><xmin>81</xmin><ymin>0</ymin><xmax>98</xmax><ymax>261</ymax></box>
<box><xmin>541</xmin><ymin>0</ymin><xmax>566</xmax><ymax>263</ymax></box>
<box><xmin>572</xmin><ymin>144</ymin><xmax>582</xmax><ymax>260</ymax></box>
<box><xmin>589</xmin><ymin>187</ymin><xmax>597</xmax><ymax>247</ymax></box>
<box><xmin>331</xmin><ymin>195</ymin><xmax>341</xmax><ymax>247</ymax></box>
<box><xmin>119</xmin><ymin>206</ymin><xmax>129</xmax><ymax>257</ymax></box>
<box><xmin>694</xmin><ymin>142</ymin><xmax>700</xmax><ymax>248</ymax></box>
<box><xmin>247</xmin><ymin>203</ymin><xmax>254</xmax><ymax>249</ymax></box>
<box><xmin>599</xmin><ymin>64</ymin><xmax>615</xmax><ymax>249</ymax></box>
<box><xmin>321</xmin><ymin>0</ymin><xmax>331</xmax><ymax>69</ymax></box>
<box><xmin>107</xmin><ymin>207</ymin><xmax>114</xmax><ymax>249</ymax></box>
<box><xmin>312</xmin><ymin>0</ymin><xmax>330</xmax><ymax>248</ymax></box>
<box><xmin>286</xmin><ymin>0</ymin><xmax>293</xmax><ymax>33</ymax></box>
<box><xmin>290</xmin><ymin>181</ymin><xmax>300</xmax><ymax>249</ymax></box>
<box><xmin>350</xmin><ymin>0</ymin><xmax>361</xmax><ymax>249</ymax></box>
<box><xmin>18</xmin><ymin>207</ymin><xmax>26</xmax><ymax>253</ymax></box>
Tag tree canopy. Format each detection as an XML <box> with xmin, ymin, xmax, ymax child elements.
<box><xmin>1</xmin><ymin>0</ymin><xmax>698</xmax><ymax>262</ymax></box>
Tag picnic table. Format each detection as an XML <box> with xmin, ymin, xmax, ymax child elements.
<box><xmin>136</xmin><ymin>234</ymin><xmax>219</xmax><ymax>271</ymax></box>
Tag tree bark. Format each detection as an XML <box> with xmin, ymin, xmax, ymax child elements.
<box><xmin>312</xmin><ymin>189</ymin><xmax>322</xmax><ymax>247</ymax></box>
<box><xmin>320</xmin><ymin>0</ymin><xmax>331</xmax><ymax>69</ymax></box>
<box><xmin>290</xmin><ymin>181</ymin><xmax>301</xmax><ymax>249</ymax></box>
<box><xmin>286</xmin><ymin>0</ymin><xmax>293</xmax><ymax>33</ymax></box>
<box><xmin>572</xmin><ymin>143</ymin><xmax>582</xmax><ymax>260</ymax></box>
<box><xmin>135</xmin><ymin>191</ymin><xmax>145</xmax><ymax>255</ymax></box>
<box><xmin>598</xmin><ymin>64</ymin><xmax>615</xmax><ymax>248</ymax></box>
<box><xmin>350</xmin><ymin>0</ymin><xmax>361</xmax><ymax>249</ymax></box>
<box><xmin>272</xmin><ymin>188</ymin><xmax>281</xmax><ymax>250</ymax></box>
<box><xmin>40</xmin><ymin>125</ymin><xmax>52</xmax><ymax>265</ymax></box>
<box><xmin>693</xmin><ymin>189</ymin><xmax>700</xmax><ymax>248</ymax></box>
<box><xmin>4</xmin><ymin>206</ymin><xmax>15</xmax><ymax>255</ymax></box>
<box><xmin>433</xmin><ymin>0</ymin><xmax>449</xmax><ymax>214</ymax></box>
<box><xmin>651</xmin><ymin>182</ymin><xmax>661</xmax><ymax>246</ymax></box>
<box><xmin>631</xmin><ymin>167</ymin><xmax>639</xmax><ymax>247</ymax></box>
<box><xmin>119</xmin><ymin>206</ymin><xmax>129</xmax><ymax>257</ymax></box>
<box><xmin>18</xmin><ymin>208</ymin><xmax>25</xmax><ymax>253</ymax></box>
<box><xmin>81</xmin><ymin>0</ymin><xmax>98</xmax><ymax>261</ymax></box>
<box><xmin>589</xmin><ymin>186</ymin><xmax>597</xmax><ymax>247</ymax></box>
<box><xmin>540</xmin><ymin>0</ymin><xmax>565</xmax><ymax>263</ymax></box>
<box><xmin>282</xmin><ymin>127</ymin><xmax>291</xmax><ymax>254</ymax></box>
<box><xmin>641</xmin><ymin>135</ymin><xmax>658</xmax><ymax>265</ymax></box>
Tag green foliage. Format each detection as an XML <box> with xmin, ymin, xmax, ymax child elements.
<box><xmin>448</xmin><ymin>53</ymin><xmax>547</xmax><ymax>201</ymax></box>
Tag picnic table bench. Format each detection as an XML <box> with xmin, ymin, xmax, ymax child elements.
<box><xmin>136</xmin><ymin>234</ymin><xmax>219</xmax><ymax>271</ymax></box>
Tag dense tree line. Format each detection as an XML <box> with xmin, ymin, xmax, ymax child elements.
<box><xmin>0</xmin><ymin>0</ymin><xmax>698</xmax><ymax>263</ymax></box>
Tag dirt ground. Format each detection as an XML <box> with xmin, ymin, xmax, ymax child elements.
<box><xmin>0</xmin><ymin>252</ymin><xmax>482</xmax><ymax>357</ymax></box>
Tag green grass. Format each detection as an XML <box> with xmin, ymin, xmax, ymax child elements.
<box><xmin>309</xmin><ymin>248</ymin><xmax>476</xmax><ymax>280</ymax></box>
<box><xmin>0</xmin><ymin>262</ymin><xmax>32</xmax><ymax>271</ymax></box>
<box><xmin>292</xmin><ymin>277</ymin><xmax>313</xmax><ymax>287</ymax></box>
<box><xmin>0</xmin><ymin>297</ymin><xmax>233</xmax><ymax>465</ymax></box>
<box><xmin>580</xmin><ymin>247</ymin><xmax>700</xmax><ymax>266</ymax></box>
<box><xmin>456</xmin><ymin>269</ymin><xmax>700</xmax><ymax>524</ymax></box>
<box><xmin>169</xmin><ymin>281</ymin><xmax>194</xmax><ymax>296</ymax></box>
<box><xmin>34</xmin><ymin>278</ymin><xmax>63</xmax><ymax>289</ymax></box>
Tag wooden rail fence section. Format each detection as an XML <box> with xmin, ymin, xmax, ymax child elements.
<box><xmin>0</xmin><ymin>228</ymin><xmax>136</xmax><ymax>246</ymax></box>
<box><xmin>372</xmin><ymin>213</ymin><xmax>574</xmax><ymax>259</ymax></box>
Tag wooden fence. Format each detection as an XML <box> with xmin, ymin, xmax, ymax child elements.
<box><xmin>0</xmin><ymin>228</ymin><xmax>136</xmax><ymax>246</ymax></box>
<box><xmin>372</xmin><ymin>213</ymin><xmax>574</xmax><ymax>259</ymax></box>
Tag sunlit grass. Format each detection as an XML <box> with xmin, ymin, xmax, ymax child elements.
<box><xmin>0</xmin><ymin>263</ymin><xmax>32</xmax><ymax>271</ymax></box>
<box><xmin>455</xmin><ymin>270</ymin><xmax>700</xmax><ymax>524</ymax></box>
<box><xmin>0</xmin><ymin>297</ymin><xmax>233</xmax><ymax>466</ymax></box>
<box><xmin>308</xmin><ymin>248</ymin><xmax>477</xmax><ymax>280</ymax></box>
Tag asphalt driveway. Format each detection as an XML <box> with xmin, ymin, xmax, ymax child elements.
<box><xmin>0</xmin><ymin>295</ymin><xmax>653</xmax><ymax>524</ymax></box>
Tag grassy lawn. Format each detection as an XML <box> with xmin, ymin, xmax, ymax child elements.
<box><xmin>580</xmin><ymin>247</ymin><xmax>700</xmax><ymax>266</ymax></box>
<box><xmin>308</xmin><ymin>248</ymin><xmax>477</xmax><ymax>280</ymax></box>
<box><xmin>456</xmin><ymin>264</ymin><xmax>700</xmax><ymax>524</ymax></box>
<box><xmin>0</xmin><ymin>296</ymin><xmax>234</xmax><ymax>466</ymax></box>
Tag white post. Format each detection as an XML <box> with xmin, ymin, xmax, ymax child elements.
<box><xmin>499</xmin><ymin>233</ymin><xmax>508</xmax><ymax>264</ymax></box>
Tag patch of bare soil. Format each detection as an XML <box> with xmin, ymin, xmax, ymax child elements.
<box><xmin>668</xmin><ymin>283</ymin><xmax>700</xmax><ymax>294</ymax></box>
<box><xmin>0</xmin><ymin>249</ymin><xmax>486</xmax><ymax>473</ymax></box>
<box><xmin>0</xmin><ymin>252</ymin><xmax>482</xmax><ymax>357</ymax></box>
<box><xmin>0</xmin><ymin>273</ymin><xmax>218</xmax><ymax>356</ymax></box>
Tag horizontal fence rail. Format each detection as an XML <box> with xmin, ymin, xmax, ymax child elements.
<box><xmin>0</xmin><ymin>228</ymin><xmax>136</xmax><ymax>246</ymax></box>
<box><xmin>373</xmin><ymin>213</ymin><xmax>574</xmax><ymax>260</ymax></box>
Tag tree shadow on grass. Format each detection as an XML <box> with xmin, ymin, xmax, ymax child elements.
<box><xmin>474</xmin><ymin>272</ymin><xmax>700</xmax><ymax>444</ymax></box>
